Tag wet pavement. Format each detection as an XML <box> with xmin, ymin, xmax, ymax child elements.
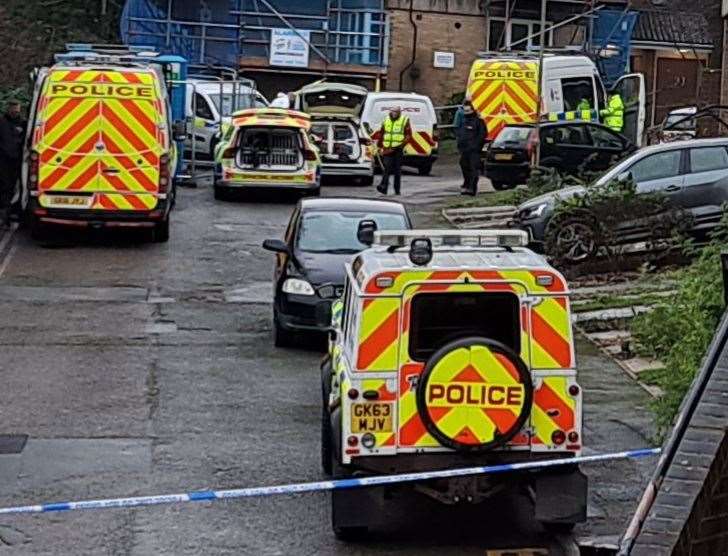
<box><xmin>0</xmin><ymin>164</ymin><xmax>655</xmax><ymax>554</ymax></box>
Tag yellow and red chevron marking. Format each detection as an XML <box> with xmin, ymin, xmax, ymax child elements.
<box><xmin>357</xmin><ymin>297</ymin><xmax>400</xmax><ymax>371</ymax></box>
<box><xmin>404</xmin><ymin>130</ymin><xmax>436</xmax><ymax>156</ymax></box>
<box><xmin>232</xmin><ymin>108</ymin><xmax>311</xmax><ymax>130</ymax></box>
<box><xmin>468</xmin><ymin>61</ymin><xmax>538</xmax><ymax>140</ymax></box>
<box><xmin>530</xmin><ymin>375</ymin><xmax>577</xmax><ymax>449</ymax></box>
<box><xmin>530</xmin><ymin>296</ymin><xmax>573</xmax><ymax>369</ymax></box>
<box><xmin>421</xmin><ymin>344</ymin><xmax>527</xmax><ymax>447</ymax></box>
<box><xmin>36</xmin><ymin>68</ymin><xmax>165</xmax><ymax>210</ymax></box>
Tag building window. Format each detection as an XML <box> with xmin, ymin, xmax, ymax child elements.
<box><xmin>488</xmin><ymin>18</ymin><xmax>553</xmax><ymax>51</ymax></box>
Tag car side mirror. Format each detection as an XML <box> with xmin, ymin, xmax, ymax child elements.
<box><xmin>262</xmin><ymin>239</ymin><xmax>290</xmax><ymax>254</ymax></box>
<box><xmin>363</xmin><ymin>122</ymin><xmax>373</xmax><ymax>134</ymax></box>
<box><xmin>357</xmin><ymin>219</ymin><xmax>377</xmax><ymax>246</ymax></box>
<box><xmin>172</xmin><ymin>120</ymin><xmax>188</xmax><ymax>142</ymax></box>
<box><xmin>617</xmin><ymin>171</ymin><xmax>632</xmax><ymax>182</ymax></box>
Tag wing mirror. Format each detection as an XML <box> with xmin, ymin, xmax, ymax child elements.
<box><xmin>262</xmin><ymin>239</ymin><xmax>290</xmax><ymax>254</ymax></box>
<box><xmin>357</xmin><ymin>219</ymin><xmax>378</xmax><ymax>246</ymax></box>
<box><xmin>362</xmin><ymin>122</ymin><xmax>373</xmax><ymax>134</ymax></box>
<box><xmin>172</xmin><ymin>120</ymin><xmax>188</xmax><ymax>142</ymax></box>
<box><xmin>617</xmin><ymin>171</ymin><xmax>632</xmax><ymax>183</ymax></box>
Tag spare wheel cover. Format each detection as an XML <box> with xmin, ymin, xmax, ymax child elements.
<box><xmin>416</xmin><ymin>337</ymin><xmax>532</xmax><ymax>452</ymax></box>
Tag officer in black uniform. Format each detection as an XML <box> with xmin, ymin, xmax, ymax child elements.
<box><xmin>456</xmin><ymin>100</ymin><xmax>487</xmax><ymax>197</ymax></box>
<box><xmin>0</xmin><ymin>99</ymin><xmax>26</xmax><ymax>227</ymax></box>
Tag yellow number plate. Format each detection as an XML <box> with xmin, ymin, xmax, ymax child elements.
<box><xmin>44</xmin><ymin>195</ymin><xmax>92</xmax><ymax>208</ymax></box>
<box><xmin>351</xmin><ymin>403</ymin><xmax>393</xmax><ymax>433</ymax></box>
<box><xmin>494</xmin><ymin>153</ymin><xmax>513</xmax><ymax>161</ymax></box>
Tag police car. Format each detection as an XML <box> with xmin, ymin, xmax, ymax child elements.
<box><xmin>320</xmin><ymin>229</ymin><xmax>586</xmax><ymax>538</ymax></box>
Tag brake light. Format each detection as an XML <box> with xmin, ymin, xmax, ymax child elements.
<box><xmin>551</xmin><ymin>430</ymin><xmax>566</xmax><ymax>445</ymax></box>
<box><xmin>303</xmin><ymin>149</ymin><xmax>317</xmax><ymax>161</ymax></box>
<box><xmin>158</xmin><ymin>154</ymin><xmax>170</xmax><ymax>193</ymax></box>
<box><xmin>28</xmin><ymin>151</ymin><xmax>40</xmax><ymax>191</ymax></box>
<box><xmin>221</xmin><ymin>147</ymin><xmax>237</xmax><ymax>160</ymax></box>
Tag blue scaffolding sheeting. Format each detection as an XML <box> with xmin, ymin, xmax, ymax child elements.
<box><xmin>591</xmin><ymin>9</ymin><xmax>638</xmax><ymax>89</ymax></box>
<box><xmin>121</xmin><ymin>0</ymin><xmax>388</xmax><ymax>69</ymax></box>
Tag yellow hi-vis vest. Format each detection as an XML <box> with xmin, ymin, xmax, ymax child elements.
<box><xmin>381</xmin><ymin>115</ymin><xmax>409</xmax><ymax>148</ymax></box>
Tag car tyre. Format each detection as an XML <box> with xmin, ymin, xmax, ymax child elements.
<box><xmin>333</xmin><ymin>525</ymin><xmax>368</xmax><ymax>542</ymax></box>
<box><xmin>545</xmin><ymin>214</ymin><xmax>597</xmax><ymax>264</ymax></box>
<box><xmin>321</xmin><ymin>401</ymin><xmax>333</xmax><ymax>475</ymax></box>
<box><xmin>491</xmin><ymin>180</ymin><xmax>513</xmax><ymax>191</ymax></box>
<box><xmin>358</xmin><ymin>175</ymin><xmax>374</xmax><ymax>187</ymax></box>
<box><xmin>273</xmin><ymin>312</ymin><xmax>294</xmax><ymax>348</ymax></box>
<box><xmin>153</xmin><ymin>217</ymin><xmax>170</xmax><ymax>243</ymax></box>
<box><xmin>214</xmin><ymin>185</ymin><xmax>228</xmax><ymax>201</ymax></box>
<box><xmin>29</xmin><ymin>213</ymin><xmax>47</xmax><ymax>241</ymax></box>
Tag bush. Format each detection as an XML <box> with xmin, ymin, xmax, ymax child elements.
<box><xmin>631</xmin><ymin>216</ymin><xmax>728</xmax><ymax>432</ymax></box>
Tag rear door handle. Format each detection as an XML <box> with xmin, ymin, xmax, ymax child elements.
<box><xmin>665</xmin><ymin>185</ymin><xmax>681</xmax><ymax>192</ymax></box>
<box><xmin>102</xmin><ymin>168</ymin><xmax>120</xmax><ymax>175</ymax></box>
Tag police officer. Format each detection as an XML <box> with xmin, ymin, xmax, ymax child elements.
<box><xmin>456</xmin><ymin>100</ymin><xmax>487</xmax><ymax>196</ymax></box>
<box><xmin>600</xmin><ymin>90</ymin><xmax>624</xmax><ymax>133</ymax></box>
<box><xmin>376</xmin><ymin>106</ymin><xmax>412</xmax><ymax>195</ymax></box>
<box><xmin>0</xmin><ymin>99</ymin><xmax>26</xmax><ymax>227</ymax></box>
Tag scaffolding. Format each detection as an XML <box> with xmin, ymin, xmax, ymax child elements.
<box><xmin>121</xmin><ymin>0</ymin><xmax>389</xmax><ymax>75</ymax></box>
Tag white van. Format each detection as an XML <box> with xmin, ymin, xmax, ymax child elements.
<box><xmin>467</xmin><ymin>53</ymin><xmax>646</xmax><ymax>147</ymax></box>
<box><xmin>361</xmin><ymin>92</ymin><xmax>439</xmax><ymax>175</ymax></box>
<box><xmin>185</xmin><ymin>79</ymin><xmax>269</xmax><ymax>158</ymax></box>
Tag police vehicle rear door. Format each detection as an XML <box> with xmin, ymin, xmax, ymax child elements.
<box><xmin>613</xmin><ymin>73</ymin><xmax>645</xmax><ymax>147</ymax></box>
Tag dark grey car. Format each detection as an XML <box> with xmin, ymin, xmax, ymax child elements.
<box><xmin>513</xmin><ymin>138</ymin><xmax>728</xmax><ymax>260</ymax></box>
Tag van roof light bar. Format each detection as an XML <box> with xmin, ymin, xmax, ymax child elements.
<box><xmin>373</xmin><ymin>229</ymin><xmax>528</xmax><ymax>249</ymax></box>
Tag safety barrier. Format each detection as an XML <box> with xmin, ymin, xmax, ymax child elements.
<box><xmin>0</xmin><ymin>448</ymin><xmax>659</xmax><ymax>516</ymax></box>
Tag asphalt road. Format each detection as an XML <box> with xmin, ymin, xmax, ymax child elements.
<box><xmin>0</xmin><ymin>165</ymin><xmax>656</xmax><ymax>554</ymax></box>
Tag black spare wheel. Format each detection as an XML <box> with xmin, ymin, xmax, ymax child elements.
<box><xmin>415</xmin><ymin>337</ymin><xmax>532</xmax><ymax>452</ymax></box>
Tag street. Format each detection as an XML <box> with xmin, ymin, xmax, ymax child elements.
<box><xmin>0</xmin><ymin>165</ymin><xmax>656</xmax><ymax>554</ymax></box>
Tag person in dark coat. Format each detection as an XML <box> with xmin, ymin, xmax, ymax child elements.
<box><xmin>456</xmin><ymin>100</ymin><xmax>487</xmax><ymax>196</ymax></box>
<box><xmin>0</xmin><ymin>99</ymin><xmax>26</xmax><ymax>226</ymax></box>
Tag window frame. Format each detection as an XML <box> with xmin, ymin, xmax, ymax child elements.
<box><xmin>687</xmin><ymin>146</ymin><xmax>728</xmax><ymax>174</ymax></box>
<box><xmin>488</xmin><ymin>17</ymin><xmax>553</xmax><ymax>51</ymax></box>
<box><xmin>627</xmin><ymin>149</ymin><xmax>685</xmax><ymax>183</ymax></box>
<box><xmin>560</xmin><ymin>76</ymin><xmax>597</xmax><ymax>113</ymax></box>
<box><xmin>194</xmin><ymin>93</ymin><xmax>215</xmax><ymax>121</ymax></box>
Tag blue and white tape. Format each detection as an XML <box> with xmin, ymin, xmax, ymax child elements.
<box><xmin>0</xmin><ymin>448</ymin><xmax>660</xmax><ymax>516</ymax></box>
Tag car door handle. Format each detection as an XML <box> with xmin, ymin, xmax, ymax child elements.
<box><xmin>664</xmin><ymin>185</ymin><xmax>681</xmax><ymax>192</ymax></box>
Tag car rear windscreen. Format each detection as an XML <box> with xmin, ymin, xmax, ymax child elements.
<box><xmin>371</xmin><ymin>100</ymin><xmax>432</xmax><ymax>127</ymax></box>
<box><xmin>492</xmin><ymin>127</ymin><xmax>532</xmax><ymax>146</ymax></box>
<box><xmin>409</xmin><ymin>292</ymin><xmax>520</xmax><ymax>361</ymax></box>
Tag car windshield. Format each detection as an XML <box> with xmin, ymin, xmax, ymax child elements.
<box><xmin>665</xmin><ymin>114</ymin><xmax>695</xmax><ymax>131</ymax></box>
<box><xmin>297</xmin><ymin>211</ymin><xmax>408</xmax><ymax>253</ymax></box>
<box><xmin>493</xmin><ymin>127</ymin><xmax>532</xmax><ymax>145</ymax></box>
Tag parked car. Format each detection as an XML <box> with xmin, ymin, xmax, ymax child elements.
<box><xmin>294</xmin><ymin>82</ymin><xmax>374</xmax><ymax>185</ymax></box>
<box><xmin>512</xmin><ymin>138</ymin><xmax>728</xmax><ymax>261</ymax></box>
<box><xmin>262</xmin><ymin>197</ymin><xmax>412</xmax><ymax>347</ymax></box>
<box><xmin>660</xmin><ymin>106</ymin><xmax>697</xmax><ymax>143</ymax></box>
<box><xmin>213</xmin><ymin>108</ymin><xmax>321</xmax><ymax>199</ymax></box>
<box><xmin>485</xmin><ymin>121</ymin><xmax>636</xmax><ymax>190</ymax></box>
<box><xmin>361</xmin><ymin>91</ymin><xmax>439</xmax><ymax>176</ymax></box>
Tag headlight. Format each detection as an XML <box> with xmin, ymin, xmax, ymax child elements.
<box><xmin>520</xmin><ymin>202</ymin><xmax>548</xmax><ymax>220</ymax></box>
<box><xmin>282</xmin><ymin>278</ymin><xmax>315</xmax><ymax>296</ymax></box>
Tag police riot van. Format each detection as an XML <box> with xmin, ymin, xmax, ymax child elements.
<box><xmin>361</xmin><ymin>92</ymin><xmax>439</xmax><ymax>176</ymax></box>
<box><xmin>321</xmin><ymin>229</ymin><xmax>585</xmax><ymax>538</ymax></box>
<box><xmin>467</xmin><ymin>53</ymin><xmax>645</xmax><ymax>146</ymax></box>
<box><xmin>23</xmin><ymin>57</ymin><xmax>182</xmax><ymax>242</ymax></box>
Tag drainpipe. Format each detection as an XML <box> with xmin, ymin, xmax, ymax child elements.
<box><xmin>398</xmin><ymin>0</ymin><xmax>418</xmax><ymax>92</ymax></box>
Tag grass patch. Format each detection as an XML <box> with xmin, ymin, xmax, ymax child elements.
<box><xmin>444</xmin><ymin>188</ymin><xmax>529</xmax><ymax>209</ymax></box>
<box><xmin>572</xmin><ymin>291</ymin><xmax>673</xmax><ymax>313</ymax></box>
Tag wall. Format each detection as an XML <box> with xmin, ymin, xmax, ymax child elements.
<box><xmin>385</xmin><ymin>0</ymin><xmax>487</xmax><ymax>105</ymax></box>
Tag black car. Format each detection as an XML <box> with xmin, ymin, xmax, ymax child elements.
<box><xmin>513</xmin><ymin>138</ymin><xmax>728</xmax><ymax>262</ymax></box>
<box><xmin>262</xmin><ymin>197</ymin><xmax>412</xmax><ymax>347</ymax></box>
<box><xmin>485</xmin><ymin>121</ymin><xmax>636</xmax><ymax>190</ymax></box>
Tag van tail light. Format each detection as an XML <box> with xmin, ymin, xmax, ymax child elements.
<box><xmin>303</xmin><ymin>149</ymin><xmax>317</xmax><ymax>161</ymax></box>
<box><xmin>525</xmin><ymin>130</ymin><xmax>539</xmax><ymax>161</ymax></box>
<box><xmin>28</xmin><ymin>151</ymin><xmax>40</xmax><ymax>191</ymax></box>
<box><xmin>221</xmin><ymin>147</ymin><xmax>237</xmax><ymax>160</ymax></box>
<box><xmin>158</xmin><ymin>154</ymin><xmax>170</xmax><ymax>193</ymax></box>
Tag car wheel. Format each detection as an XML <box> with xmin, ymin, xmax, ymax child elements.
<box><xmin>213</xmin><ymin>185</ymin><xmax>227</xmax><ymax>201</ymax></box>
<box><xmin>358</xmin><ymin>175</ymin><xmax>374</xmax><ymax>187</ymax></box>
<box><xmin>545</xmin><ymin>215</ymin><xmax>597</xmax><ymax>264</ymax></box>
<box><xmin>491</xmin><ymin>180</ymin><xmax>511</xmax><ymax>191</ymax></box>
<box><xmin>273</xmin><ymin>312</ymin><xmax>294</xmax><ymax>348</ymax></box>
<box><xmin>417</xmin><ymin>161</ymin><xmax>433</xmax><ymax>176</ymax></box>
<box><xmin>321</xmin><ymin>401</ymin><xmax>333</xmax><ymax>475</ymax></box>
<box><xmin>333</xmin><ymin>525</ymin><xmax>368</xmax><ymax>542</ymax></box>
<box><xmin>152</xmin><ymin>216</ymin><xmax>170</xmax><ymax>243</ymax></box>
<box><xmin>29</xmin><ymin>213</ymin><xmax>47</xmax><ymax>241</ymax></box>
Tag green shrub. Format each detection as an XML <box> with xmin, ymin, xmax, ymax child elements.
<box><xmin>631</xmin><ymin>216</ymin><xmax>728</xmax><ymax>432</ymax></box>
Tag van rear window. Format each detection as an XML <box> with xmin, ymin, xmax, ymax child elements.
<box><xmin>492</xmin><ymin>127</ymin><xmax>532</xmax><ymax>145</ymax></box>
<box><xmin>409</xmin><ymin>292</ymin><xmax>521</xmax><ymax>361</ymax></box>
<box><xmin>371</xmin><ymin>100</ymin><xmax>431</xmax><ymax>127</ymax></box>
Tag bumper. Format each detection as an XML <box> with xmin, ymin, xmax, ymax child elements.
<box><xmin>217</xmin><ymin>179</ymin><xmax>318</xmax><ymax>191</ymax></box>
<box><xmin>319</xmin><ymin>162</ymin><xmax>373</xmax><ymax>177</ymax></box>
<box><xmin>277</xmin><ymin>294</ymin><xmax>332</xmax><ymax>333</ymax></box>
<box><xmin>485</xmin><ymin>161</ymin><xmax>530</xmax><ymax>184</ymax></box>
<box><xmin>30</xmin><ymin>199</ymin><xmax>169</xmax><ymax>228</ymax></box>
<box><xmin>403</xmin><ymin>153</ymin><xmax>437</xmax><ymax>166</ymax></box>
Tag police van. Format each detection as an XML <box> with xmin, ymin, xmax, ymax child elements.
<box><xmin>321</xmin><ymin>229</ymin><xmax>585</xmax><ymax>538</ymax></box>
<box><xmin>467</xmin><ymin>53</ymin><xmax>645</xmax><ymax>146</ymax></box>
<box><xmin>23</xmin><ymin>48</ymin><xmax>185</xmax><ymax>241</ymax></box>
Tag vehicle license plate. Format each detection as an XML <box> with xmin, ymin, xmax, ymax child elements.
<box><xmin>494</xmin><ymin>153</ymin><xmax>513</xmax><ymax>161</ymax></box>
<box><xmin>351</xmin><ymin>403</ymin><xmax>393</xmax><ymax>433</ymax></box>
<box><xmin>45</xmin><ymin>195</ymin><xmax>92</xmax><ymax>208</ymax></box>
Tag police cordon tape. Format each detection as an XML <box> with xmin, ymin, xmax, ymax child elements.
<box><xmin>0</xmin><ymin>448</ymin><xmax>660</xmax><ymax>516</ymax></box>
